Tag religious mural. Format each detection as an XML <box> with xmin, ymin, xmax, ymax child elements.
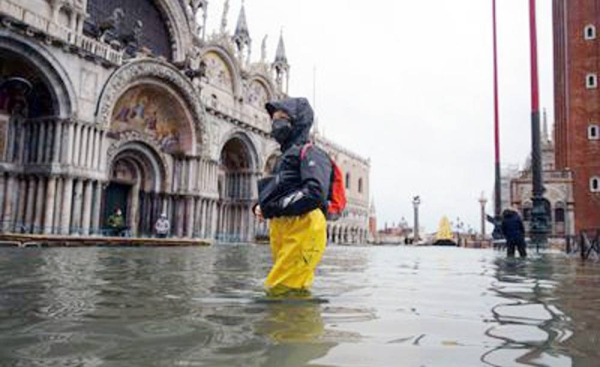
<box><xmin>247</xmin><ymin>80</ymin><xmax>269</xmax><ymax>108</ymax></box>
<box><xmin>203</xmin><ymin>52</ymin><xmax>233</xmax><ymax>92</ymax></box>
<box><xmin>110</xmin><ymin>85</ymin><xmax>192</xmax><ymax>154</ymax></box>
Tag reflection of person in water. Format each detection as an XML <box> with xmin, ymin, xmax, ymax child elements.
<box><xmin>255</xmin><ymin>303</ymin><xmax>336</xmax><ymax>367</ymax></box>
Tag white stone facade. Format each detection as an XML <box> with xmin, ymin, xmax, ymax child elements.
<box><xmin>0</xmin><ymin>0</ymin><xmax>371</xmax><ymax>242</ymax></box>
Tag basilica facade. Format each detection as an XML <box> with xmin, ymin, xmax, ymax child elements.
<box><xmin>0</xmin><ymin>0</ymin><xmax>371</xmax><ymax>243</ymax></box>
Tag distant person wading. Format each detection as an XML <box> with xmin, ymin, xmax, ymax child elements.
<box><xmin>501</xmin><ymin>208</ymin><xmax>527</xmax><ymax>258</ymax></box>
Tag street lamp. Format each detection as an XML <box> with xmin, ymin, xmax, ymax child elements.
<box><xmin>528</xmin><ymin>0</ymin><xmax>549</xmax><ymax>248</ymax></box>
<box><xmin>412</xmin><ymin>196</ymin><xmax>421</xmax><ymax>243</ymax></box>
<box><xmin>479</xmin><ymin>192</ymin><xmax>487</xmax><ymax>238</ymax></box>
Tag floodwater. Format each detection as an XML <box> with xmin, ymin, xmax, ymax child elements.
<box><xmin>0</xmin><ymin>246</ymin><xmax>599</xmax><ymax>367</ymax></box>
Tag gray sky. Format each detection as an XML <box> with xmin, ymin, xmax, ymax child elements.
<box><xmin>205</xmin><ymin>0</ymin><xmax>554</xmax><ymax>233</ymax></box>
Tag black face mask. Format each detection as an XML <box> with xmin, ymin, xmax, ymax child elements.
<box><xmin>271</xmin><ymin>118</ymin><xmax>293</xmax><ymax>145</ymax></box>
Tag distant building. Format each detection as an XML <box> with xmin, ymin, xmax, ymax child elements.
<box><xmin>509</xmin><ymin>113</ymin><xmax>574</xmax><ymax>237</ymax></box>
<box><xmin>377</xmin><ymin>218</ymin><xmax>412</xmax><ymax>244</ymax></box>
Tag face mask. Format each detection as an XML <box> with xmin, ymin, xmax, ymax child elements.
<box><xmin>271</xmin><ymin>118</ymin><xmax>293</xmax><ymax>145</ymax></box>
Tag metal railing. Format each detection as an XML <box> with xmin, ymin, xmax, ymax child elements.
<box><xmin>566</xmin><ymin>230</ymin><xmax>600</xmax><ymax>260</ymax></box>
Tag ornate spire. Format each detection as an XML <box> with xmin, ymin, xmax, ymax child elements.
<box><xmin>274</xmin><ymin>31</ymin><xmax>288</xmax><ymax>65</ymax></box>
<box><xmin>232</xmin><ymin>1</ymin><xmax>251</xmax><ymax>63</ymax></box>
<box><xmin>272</xmin><ymin>30</ymin><xmax>290</xmax><ymax>94</ymax></box>
<box><xmin>542</xmin><ymin>108</ymin><xmax>550</xmax><ymax>142</ymax></box>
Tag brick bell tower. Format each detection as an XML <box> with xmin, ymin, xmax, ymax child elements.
<box><xmin>554</xmin><ymin>0</ymin><xmax>600</xmax><ymax>233</ymax></box>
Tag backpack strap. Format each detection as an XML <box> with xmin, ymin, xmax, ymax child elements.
<box><xmin>300</xmin><ymin>142</ymin><xmax>313</xmax><ymax>160</ymax></box>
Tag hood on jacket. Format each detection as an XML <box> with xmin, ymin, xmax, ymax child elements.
<box><xmin>265</xmin><ymin>97</ymin><xmax>314</xmax><ymax>150</ymax></box>
<box><xmin>502</xmin><ymin>208</ymin><xmax>519</xmax><ymax>219</ymax></box>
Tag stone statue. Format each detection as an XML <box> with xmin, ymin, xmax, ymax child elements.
<box><xmin>261</xmin><ymin>35</ymin><xmax>268</xmax><ymax>62</ymax></box>
<box><xmin>221</xmin><ymin>0</ymin><xmax>229</xmax><ymax>34</ymax></box>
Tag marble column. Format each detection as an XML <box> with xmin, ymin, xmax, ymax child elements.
<box><xmin>53</xmin><ymin>178</ymin><xmax>63</xmax><ymax>231</ymax></box>
<box><xmin>73</xmin><ymin>123</ymin><xmax>81</xmax><ymax>167</ymax></box>
<box><xmin>33</xmin><ymin>177</ymin><xmax>45</xmax><ymax>234</ymax></box>
<box><xmin>175</xmin><ymin>198</ymin><xmax>185</xmax><ymax>237</ymax></box>
<box><xmin>36</xmin><ymin>121</ymin><xmax>46</xmax><ymax>164</ymax></box>
<box><xmin>44</xmin><ymin>120</ymin><xmax>54</xmax><ymax>163</ymax></box>
<box><xmin>52</xmin><ymin>120</ymin><xmax>62</xmax><ymax>163</ymax></box>
<box><xmin>64</xmin><ymin>121</ymin><xmax>74</xmax><ymax>164</ymax></box>
<box><xmin>60</xmin><ymin>177</ymin><xmax>73</xmax><ymax>234</ymax></box>
<box><xmin>90</xmin><ymin>130</ymin><xmax>97</xmax><ymax>170</ymax></box>
<box><xmin>91</xmin><ymin>181</ymin><xmax>102</xmax><ymax>235</ymax></box>
<box><xmin>71</xmin><ymin>179</ymin><xmax>84</xmax><ymax>234</ymax></box>
<box><xmin>185</xmin><ymin>196</ymin><xmax>195</xmax><ymax>238</ymax></box>
<box><xmin>2</xmin><ymin>175</ymin><xmax>16</xmax><ymax>232</ymax></box>
<box><xmin>0</xmin><ymin>175</ymin><xmax>5</xmax><ymax>229</ymax></box>
<box><xmin>43</xmin><ymin>176</ymin><xmax>57</xmax><ymax>234</ymax></box>
<box><xmin>81</xmin><ymin>180</ymin><xmax>93</xmax><ymax>235</ymax></box>
<box><xmin>24</xmin><ymin>177</ymin><xmax>37</xmax><ymax>232</ymax></box>
<box><xmin>15</xmin><ymin>178</ymin><xmax>27</xmax><ymax>231</ymax></box>
<box><xmin>129</xmin><ymin>183</ymin><xmax>140</xmax><ymax>236</ymax></box>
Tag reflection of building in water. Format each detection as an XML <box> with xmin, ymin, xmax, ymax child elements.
<box><xmin>508</xmin><ymin>113</ymin><xmax>574</xmax><ymax>238</ymax></box>
<box><xmin>0</xmin><ymin>0</ymin><xmax>370</xmax><ymax>242</ymax></box>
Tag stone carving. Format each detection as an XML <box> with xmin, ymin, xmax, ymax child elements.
<box><xmin>261</xmin><ymin>35</ymin><xmax>267</xmax><ymax>63</ymax></box>
<box><xmin>96</xmin><ymin>59</ymin><xmax>208</xmax><ymax>155</ymax></box>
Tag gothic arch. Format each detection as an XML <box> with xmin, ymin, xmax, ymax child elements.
<box><xmin>106</xmin><ymin>138</ymin><xmax>170</xmax><ymax>191</ymax></box>
<box><xmin>247</xmin><ymin>75</ymin><xmax>276</xmax><ymax>105</ymax></box>
<box><xmin>218</xmin><ymin>131</ymin><xmax>260</xmax><ymax>172</ymax></box>
<box><xmin>96</xmin><ymin>58</ymin><xmax>206</xmax><ymax>154</ymax></box>
<box><xmin>0</xmin><ymin>32</ymin><xmax>77</xmax><ymax>118</ymax></box>
<box><xmin>201</xmin><ymin>46</ymin><xmax>242</xmax><ymax>96</ymax></box>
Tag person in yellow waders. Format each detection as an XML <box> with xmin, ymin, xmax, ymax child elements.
<box><xmin>253</xmin><ymin>97</ymin><xmax>332</xmax><ymax>297</ymax></box>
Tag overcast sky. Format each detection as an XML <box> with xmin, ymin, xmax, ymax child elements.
<box><xmin>205</xmin><ymin>0</ymin><xmax>554</xmax><ymax>233</ymax></box>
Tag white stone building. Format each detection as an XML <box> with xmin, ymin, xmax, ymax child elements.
<box><xmin>0</xmin><ymin>0</ymin><xmax>371</xmax><ymax>242</ymax></box>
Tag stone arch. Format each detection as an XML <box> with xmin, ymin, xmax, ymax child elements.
<box><xmin>247</xmin><ymin>75</ymin><xmax>275</xmax><ymax>108</ymax></box>
<box><xmin>0</xmin><ymin>32</ymin><xmax>77</xmax><ymax>118</ymax></box>
<box><xmin>218</xmin><ymin>131</ymin><xmax>260</xmax><ymax>172</ymax></box>
<box><xmin>264</xmin><ymin>152</ymin><xmax>279</xmax><ymax>175</ymax></box>
<box><xmin>85</xmin><ymin>0</ymin><xmax>191</xmax><ymax>62</ymax></box>
<box><xmin>103</xmin><ymin>140</ymin><xmax>168</xmax><ymax>236</ymax></box>
<box><xmin>96</xmin><ymin>58</ymin><xmax>206</xmax><ymax>154</ymax></box>
<box><xmin>201</xmin><ymin>46</ymin><xmax>241</xmax><ymax>96</ymax></box>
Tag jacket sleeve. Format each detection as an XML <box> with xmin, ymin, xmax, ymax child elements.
<box><xmin>262</xmin><ymin>146</ymin><xmax>332</xmax><ymax>218</ymax></box>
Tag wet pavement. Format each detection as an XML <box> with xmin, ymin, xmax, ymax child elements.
<box><xmin>0</xmin><ymin>245</ymin><xmax>598</xmax><ymax>366</ymax></box>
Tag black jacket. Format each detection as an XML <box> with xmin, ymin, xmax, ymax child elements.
<box><xmin>258</xmin><ymin>98</ymin><xmax>332</xmax><ymax>219</ymax></box>
<box><xmin>501</xmin><ymin>209</ymin><xmax>526</xmax><ymax>241</ymax></box>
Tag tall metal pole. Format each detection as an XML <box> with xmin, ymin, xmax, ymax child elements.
<box><xmin>528</xmin><ymin>0</ymin><xmax>549</xmax><ymax>248</ymax></box>
<box><xmin>492</xmin><ymin>0</ymin><xmax>503</xmax><ymax>239</ymax></box>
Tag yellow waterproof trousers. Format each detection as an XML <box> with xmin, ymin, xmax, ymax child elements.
<box><xmin>265</xmin><ymin>209</ymin><xmax>327</xmax><ymax>294</ymax></box>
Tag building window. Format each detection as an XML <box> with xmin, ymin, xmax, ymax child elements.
<box><xmin>585</xmin><ymin>24</ymin><xmax>597</xmax><ymax>40</ymax></box>
<box><xmin>358</xmin><ymin>178</ymin><xmax>363</xmax><ymax>193</ymax></box>
<box><xmin>555</xmin><ymin>207</ymin><xmax>565</xmax><ymax>223</ymax></box>
<box><xmin>590</xmin><ymin>177</ymin><xmax>600</xmax><ymax>192</ymax></box>
<box><xmin>345</xmin><ymin>173</ymin><xmax>351</xmax><ymax>189</ymax></box>
<box><xmin>586</xmin><ymin>73</ymin><xmax>598</xmax><ymax>89</ymax></box>
<box><xmin>589</xmin><ymin>124</ymin><xmax>600</xmax><ymax>140</ymax></box>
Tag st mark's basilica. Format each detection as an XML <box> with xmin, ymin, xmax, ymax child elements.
<box><xmin>0</xmin><ymin>0</ymin><xmax>371</xmax><ymax>244</ymax></box>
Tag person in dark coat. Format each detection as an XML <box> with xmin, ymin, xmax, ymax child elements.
<box><xmin>253</xmin><ymin>97</ymin><xmax>332</xmax><ymax>296</ymax></box>
<box><xmin>501</xmin><ymin>208</ymin><xmax>527</xmax><ymax>258</ymax></box>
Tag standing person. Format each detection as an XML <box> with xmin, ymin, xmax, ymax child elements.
<box><xmin>107</xmin><ymin>208</ymin><xmax>125</xmax><ymax>236</ymax></box>
<box><xmin>154</xmin><ymin>213</ymin><xmax>170</xmax><ymax>238</ymax></box>
<box><xmin>253</xmin><ymin>97</ymin><xmax>332</xmax><ymax>297</ymax></box>
<box><xmin>501</xmin><ymin>208</ymin><xmax>528</xmax><ymax>258</ymax></box>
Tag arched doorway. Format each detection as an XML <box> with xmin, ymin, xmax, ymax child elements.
<box><xmin>217</xmin><ymin>136</ymin><xmax>257</xmax><ymax>242</ymax></box>
<box><xmin>103</xmin><ymin>142</ymin><xmax>165</xmax><ymax>236</ymax></box>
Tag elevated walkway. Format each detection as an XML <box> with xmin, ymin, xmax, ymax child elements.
<box><xmin>0</xmin><ymin>234</ymin><xmax>211</xmax><ymax>247</ymax></box>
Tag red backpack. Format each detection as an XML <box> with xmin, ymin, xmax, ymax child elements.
<box><xmin>301</xmin><ymin>143</ymin><xmax>347</xmax><ymax>220</ymax></box>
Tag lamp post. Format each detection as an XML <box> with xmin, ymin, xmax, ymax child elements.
<box><xmin>528</xmin><ymin>0</ymin><xmax>549</xmax><ymax>248</ymax></box>
<box><xmin>479</xmin><ymin>192</ymin><xmax>487</xmax><ymax>238</ymax></box>
<box><xmin>412</xmin><ymin>196</ymin><xmax>421</xmax><ymax>243</ymax></box>
<box><xmin>491</xmin><ymin>0</ymin><xmax>503</xmax><ymax>240</ymax></box>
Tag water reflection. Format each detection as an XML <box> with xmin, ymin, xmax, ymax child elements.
<box><xmin>1</xmin><ymin>246</ymin><xmax>600</xmax><ymax>366</ymax></box>
<box><xmin>483</xmin><ymin>256</ymin><xmax>572</xmax><ymax>367</ymax></box>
